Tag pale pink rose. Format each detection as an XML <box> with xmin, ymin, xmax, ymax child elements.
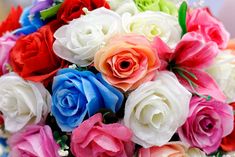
<box><xmin>71</xmin><ymin>113</ymin><xmax>134</xmax><ymax>157</ymax></box>
<box><xmin>94</xmin><ymin>34</ymin><xmax>160</xmax><ymax>91</ymax></box>
<box><xmin>8</xmin><ymin>125</ymin><xmax>60</xmax><ymax>157</ymax></box>
<box><xmin>139</xmin><ymin>142</ymin><xmax>206</xmax><ymax>157</ymax></box>
<box><xmin>0</xmin><ymin>32</ymin><xmax>19</xmax><ymax>75</ymax></box>
<box><xmin>187</xmin><ymin>8</ymin><xmax>230</xmax><ymax>49</ymax></box>
<box><xmin>178</xmin><ymin>97</ymin><xmax>234</xmax><ymax>154</ymax></box>
<box><xmin>153</xmin><ymin>32</ymin><xmax>225</xmax><ymax>102</ymax></box>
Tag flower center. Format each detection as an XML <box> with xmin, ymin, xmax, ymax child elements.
<box><xmin>120</xmin><ymin>61</ymin><xmax>130</xmax><ymax>69</ymax></box>
<box><xmin>200</xmin><ymin>118</ymin><xmax>214</xmax><ymax>132</ymax></box>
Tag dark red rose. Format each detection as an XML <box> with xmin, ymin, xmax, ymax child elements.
<box><xmin>0</xmin><ymin>6</ymin><xmax>23</xmax><ymax>37</ymax></box>
<box><xmin>57</xmin><ymin>0</ymin><xmax>110</xmax><ymax>23</ymax></box>
<box><xmin>10</xmin><ymin>24</ymin><xmax>68</xmax><ymax>86</ymax></box>
<box><xmin>221</xmin><ymin>102</ymin><xmax>235</xmax><ymax>151</ymax></box>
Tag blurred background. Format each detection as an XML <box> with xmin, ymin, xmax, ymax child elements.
<box><xmin>0</xmin><ymin>0</ymin><xmax>235</xmax><ymax>37</ymax></box>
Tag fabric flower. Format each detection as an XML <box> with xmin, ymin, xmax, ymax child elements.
<box><xmin>0</xmin><ymin>138</ymin><xmax>8</xmax><ymax>157</ymax></box>
<box><xmin>221</xmin><ymin>102</ymin><xmax>235</xmax><ymax>152</ymax></box>
<box><xmin>134</xmin><ymin>0</ymin><xmax>178</xmax><ymax>16</ymax></box>
<box><xmin>10</xmin><ymin>24</ymin><xmax>68</xmax><ymax>86</ymax></box>
<box><xmin>53</xmin><ymin>7</ymin><xmax>122</xmax><ymax>66</ymax></box>
<box><xmin>207</xmin><ymin>50</ymin><xmax>235</xmax><ymax>103</ymax></box>
<box><xmin>71</xmin><ymin>113</ymin><xmax>134</xmax><ymax>157</ymax></box>
<box><xmin>139</xmin><ymin>142</ymin><xmax>206</xmax><ymax>157</ymax></box>
<box><xmin>178</xmin><ymin>97</ymin><xmax>234</xmax><ymax>154</ymax></box>
<box><xmin>30</xmin><ymin>0</ymin><xmax>53</xmax><ymax>15</ymax></box>
<box><xmin>8</xmin><ymin>125</ymin><xmax>60</xmax><ymax>157</ymax></box>
<box><xmin>0</xmin><ymin>6</ymin><xmax>22</xmax><ymax>37</ymax></box>
<box><xmin>187</xmin><ymin>8</ymin><xmax>230</xmax><ymax>49</ymax></box>
<box><xmin>0</xmin><ymin>33</ymin><xmax>20</xmax><ymax>76</ymax></box>
<box><xmin>0</xmin><ymin>73</ymin><xmax>51</xmax><ymax>133</ymax></box>
<box><xmin>108</xmin><ymin>0</ymin><xmax>139</xmax><ymax>15</ymax></box>
<box><xmin>124</xmin><ymin>71</ymin><xmax>192</xmax><ymax>147</ymax></box>
<box><xmin>57</xmin><ymin>0</ymin><xmax>110</xmax><ymax>23</ymax></box>
<box><xmin>52</xmin><ymin>68</ymin><xmax>123</xmax><ymax>132</ymax></box>
<box><xmin>94</xmin><ymin>34</ymin><xmax>160</xmax><ymax>91</ymax></box>
<box><xmin>153</xmin><ymin>32</ymin><xmax>225</xmax><ymax>101</ymax></box>
<box><xmin>122</xmin><ymin>11</ymin><xmax>181</xmax><ymax>47</ymax></box>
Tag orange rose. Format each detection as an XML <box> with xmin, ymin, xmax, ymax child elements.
<box><xmin>94</xmin><ymin>34</ymin><xmax>160</xmax><ymax>91</ymax></box>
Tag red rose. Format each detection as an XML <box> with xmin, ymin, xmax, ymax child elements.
<box><xmin>57</xmin><ymin>0</ymin><xmax>110</xmax><ymax>23</ymax></box>
<box><xmin>221</xmin><ymin>102</ymin><xmax>235</xmax><ymax>151</ymax></box>
<box><xmin>10</xmin><ymin>24</ymin><xmax>68</xmax><ymax>86</ymax></box>
<box><xmin>0</xmin><ymin>6</ymin><xmax>22</xmax><ymax>37</ymax></box>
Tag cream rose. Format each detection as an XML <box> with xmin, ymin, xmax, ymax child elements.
<box><xmin>53</xmin><ymin>7</ymin><xmax>122</xmax><ymax>66</ymax></box>
<box><xmin>108</xmin><ymin>0</ymin><xmax>139</xmax><ymax>15</ymax></box>
<box><xmin>207</xmin><ymin>50</ymin><xmax>235</xmax><ymax>103</ymax></box>
<box><xmin>122</xmin><ymin>11</ymin><xmax>181</xmax><ymax>47</ymax></box>
<box><xmin>0</xmin><ymin>73</ymin><xmax>51</xmax><ymax>133</ymax></box>
<box><xmin>124</xmin><ymin>71</ymin><xmax>191</xmax><ymax>147</ymax></box>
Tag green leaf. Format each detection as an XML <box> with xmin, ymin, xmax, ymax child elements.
<box><xmin>40</xmin><ymin>3</ymin><xmax>62</xmax><ymax>21</ymax></box>
<box><xmin>178</xmin><ymin>1</ymin><xmax>188</xmax><ymax>37</ymax></box>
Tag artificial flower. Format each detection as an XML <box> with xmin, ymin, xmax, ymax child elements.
<box><xmin>10</xmin><ymin>24</ymin><xmax>68</xmax><ymax>86</ymax></box>
<box><xmin>207</xmin><ymin>50</ymin><xmax>235</xmax><ymax>103</ymax></box>
<box><xmin>187</xmin><ymin>8</ymin><xmax>230</xmax><ymax>49</ymax></box>
<box><xmin>134</xmin><ymin>0</ymin><xmax>178</xmax><ymax>16</ymax></box>
<box><xmin>8</xmin><ymin>125</ymin><xmax>60</xmax><ymax>157</ymax></box>
<box><xmin>108</xmin><ymin>0</ymin><xmax>139</xmax><ymax>15</ymax></box>
<box><xmin>0</xmin><ymin>33</ymin><xmax>20</xmax><ymax>76</ymax></box>
<box><xmin>52</xmin><ymin>68</ymin><xmax>123</xmax><ymax>132</ymax></box>
<box><xmin>122</xmin><ymin>11</ymin><xmax>181</xmax><ymax>47</ymax></box>
<box><xmin>53</xmin><ymin>7</ymin><xmax>122</xmax><ymax>66</ymax></box>
<box><xmin>138</xmin><ymin>142</ymin><xmax>206</xmax><ymax>157</ymax></box>
<box><xmin>178</xmin><ymin>97</ymin><xmax>234</xmax><ymax>154</ymax></box>
<box><xmin>30</xmin><ymin>0</ymin><xmax>54</xmax><ymax>15</ymax></box>
<box><xmin>0</xmin><ymin>73</ymin><xmax>51</xmax><ymax>133</ymax></box>
<box><xmin>0</xmin><ymin>6</ymin><xmax>22</xmax><ymax>37</ymax></box>
<box><xmin>153</xmin><ymin>32</ymin><xmax>225</xmax><ymax>101</ymax></box>
<box><xmin>71</xmin><ymin>113</ymin><xmax>134</xmax><ymax>157</ymax></box>
<box><xmin>57</xmin><ymin>0</ymin><xmax>110</xmax><ymax>23</ymax></box>
<box><xmin>94</xmin><ymin>34</ymin><xmax>160</xmax><ymax>91</ymax></box>
<box><xmin>124</xmin><ymin>71</ymin><xmax>191</xmax><ymax>147</ymax></box>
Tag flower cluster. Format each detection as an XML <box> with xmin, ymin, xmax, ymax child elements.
<box><xmin>0</xmin><ymin>0</ymin><xmax>234</xmax><ymax>156</ymax></box>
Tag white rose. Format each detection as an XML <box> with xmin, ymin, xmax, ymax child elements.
<box><xmin>108</xmin><ymin>0</ymin><xmax>139</xmax><ymax>15</ymax></box>
<box><xmin>53</xmin><ymin>7</ymin><xmax>122</xmax><ymax>66</ymax></box>
<box><xmin>124</xmin><ymin>71</ymin><xmax>191</xmax><ymax>147</ymax></box>
<box><xmin>122</xmin><ymin>11</ymin><xmax>181</xmax><ymax>48</ymax></box>
<box><xmin>207</xmin><ymin>50</ymin><xmax>235</xmax><ymax>103</ymax></box>
<box><xmin>0</xmin><ymin>73</ymin><xmax>51</xmax><ymax>133</ymax></box>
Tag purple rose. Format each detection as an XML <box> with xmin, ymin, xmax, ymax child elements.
<box><xmin>8</xmin><ymin>125</ymin><xmax>60</xmax><ymax>157</ymax></box>
<box><xmin>30</xmin><ymin>0</ymin><xmax>54</xmax><ymax>15</ymax></box>
<box><xmin>178</xmin><ymin>97</ymin><xmax>234</xmax><ymax>154</ymax></box>
<box><xmin>0</xmin><ymin>33</ymin><xmax>19</xmax><ymax>75</ymax></box>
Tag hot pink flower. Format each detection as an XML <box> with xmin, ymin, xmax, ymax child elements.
<box><xmin>71</xmin><ymin>113</ymin><xmax>134</xmax><ymax>157</ymax></box>
<box><xmin>8</xmin><ymin>125</ymin><xmax>60</xmax><ymax>157</ymax></box>
<box><xmin>187</xmin><ymin>8</ymin><xmax>230</xmax><ymax>49</ymax></box>
<box><xmin>153</xmin><ymin>32</ymin><xmax>225</xmax><ymax>101</ymax></box>
<box><xmin>178</xmin><ymin>97</ymin><xmax>234</xmax><ymax>154</ymax></box>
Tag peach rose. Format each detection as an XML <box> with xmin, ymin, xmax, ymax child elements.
<box><xmin>94</xmin><ymin>34</ymin><xmax>160</xmax><ymax>91</ymax></box>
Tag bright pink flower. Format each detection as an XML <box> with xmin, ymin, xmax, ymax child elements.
<box><xmin>71</xmin><ymin>113</ymin><xmax>134</xmax><ymax>157</ymax></box>
<box><xmin>178</xmin><ymin>97</ymin><xmax>234</xmax><ymax>154</ymax></box>
<box><xmin>8</xmin><ymin>125</ymin><xmax>60</xmax><ymax>157</ymax></box>
<box><xmin>187</xmin><ymin>8</ymin><xmax>230</xmax><ymax>49</ymax></box>
<box><xmin>153</xmin><ymin>32</ymin><xmax>225</xmax><ymax>101</ymax></box>
<box><xmin>0</xmin><ymin>33</ymin><xmax>19</xmax><ymax>76</ymax></box>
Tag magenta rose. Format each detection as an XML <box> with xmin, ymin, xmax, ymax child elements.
<box><xmin>178</xmin><ymin>97</ymin><xmax>234</xmax><ymax>154</ymax></box>
<box><xmin>0</xmin><ymin>32</ymin><xmax>19</xmax><ymax>76</ymax></box>
<box><xmin>187</xmin><ymin>8</ymin><xmax>229</xmax><ymax>49</ymax></box>
<box><xmin>8</xmin><ymin>125</ymin><xmax>60</xmax><ymax>157</ymax></box>
<box><xmin>71</xmin><ymin>113</ymin><xmax>134</xmax><ymax>157</ymax></box>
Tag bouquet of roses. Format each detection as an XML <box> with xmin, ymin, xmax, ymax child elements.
<box><xmin>0</xmin><ymin>0</ymin><xmax>235</xmax><ymax>156</ymax></box>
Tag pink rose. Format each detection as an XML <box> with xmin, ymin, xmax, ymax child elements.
<box><xmin>0</xmin><ymin>32</ymin><xmax>19</xmax><ymax>75</ymax></box>
<box><xmin>187</xmin><ymin>8</ymin><xmax>230</xmax><ymax>49</ymax></box>
<box><xmin>71</xmin><ymin>113</ymin><xmax>134</xmax><ymax>157</ymax></box>
<box><xmin>178</xmin><ymin>97</ymin><xmax>234</xmax><ymax>154</ymax></box>
<box><xmin>8</xmin><ymin>125</ymin><xmax>60</xmax><ymax>157</ymax></box>
<box><xmin>94</xmin><ymin>34</ymin><xmax>160</xmax><ymax>91</ymax></box>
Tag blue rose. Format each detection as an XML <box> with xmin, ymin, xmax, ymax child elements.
<box><xmin>52</xmin><ymin>68</ymin><xmax>124</xmax><ymax>132</ymax></box>
<box><xmin>0</xmin><ymin>138</ymin><xmax>8</xmax><ymax>157</ymax></box>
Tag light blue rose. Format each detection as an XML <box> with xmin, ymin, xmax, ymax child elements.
<box><xmin>51</xmin><ymin>68</ymin><xmax>124</xmax><ymax>132</ymax></box>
